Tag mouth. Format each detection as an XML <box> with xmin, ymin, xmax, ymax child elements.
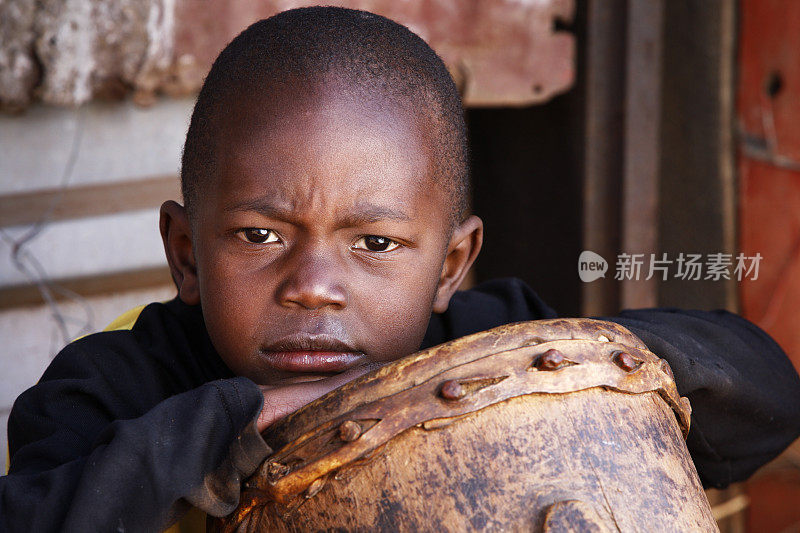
<box><xmin>259</xmin><ymin>334</ymin><xmax>366</xmax><ymax>374</ymax></box>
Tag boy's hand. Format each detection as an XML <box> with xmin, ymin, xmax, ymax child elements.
<box><xmin>256</xmin><ymin>363</ymin><xmax>382</xmax><ymax>433</ymax></box>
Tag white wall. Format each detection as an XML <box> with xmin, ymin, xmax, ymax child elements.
<box><xmin>0</xmin><ymin>97</ymin><xmax>193</xmax><ymax>473</ymax></box>
<box><xmin>1</xmin><ymin>285</ymin><xmax>177</xmax><ymax>473</ymax></box>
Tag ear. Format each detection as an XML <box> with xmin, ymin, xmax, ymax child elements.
<box><xmin>159</xmin><ymin>200</ymin><xmax>200</xmax><ymax>305</ymax></box>
<box><xmin>432</xmin><ymin>215</ymin><xmax>483</xmax><ymax>313</ymax></box>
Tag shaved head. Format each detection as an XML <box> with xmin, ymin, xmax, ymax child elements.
<box><xmin>181</xmin><ymin>6</ymin><xmax>470</xmax><ymax>227</ymax></box>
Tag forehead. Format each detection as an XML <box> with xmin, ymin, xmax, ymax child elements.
<box><xmin>208</xmin><ymin>84</ymin><xmax>447</xmax><ymax>223</ymax></box>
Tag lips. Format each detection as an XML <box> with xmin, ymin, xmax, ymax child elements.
<box><xmin>259</xmin><ymin>334</ymin><xmax>366</xmax><ymax>373</ymax></box>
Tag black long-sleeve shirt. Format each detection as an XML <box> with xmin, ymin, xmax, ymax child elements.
<box><xmin>3</xmin><ymin>278</ymin><xmax>800</xmax><ymax>532</ymax></box>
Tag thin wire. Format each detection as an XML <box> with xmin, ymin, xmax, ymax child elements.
<box><xmin>0</xmin><ymin>107</ymin><xmax>95</xmax><ymax>346</ymax></box>
<box><xmin>750</xmin><ymin>91</ymin><xmax>800</xmax><ymax>171</ymax></box>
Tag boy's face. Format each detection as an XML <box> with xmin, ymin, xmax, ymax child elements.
<box><xmin>161</xmin><ymin>83</ymin><xmax>482</xmax><ymax>387</ymax></box>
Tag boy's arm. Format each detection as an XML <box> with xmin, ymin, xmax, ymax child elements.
<box><xmin>424</xmin><ymin>277</ymin><xmax>800</xmax><ymax>488</ymax></box>
<box><xmin>3</xmin><ymin>335</ymin><xmax>376</xmax><ymax>533</ymax></box>
<box><xmin>601</xmin><ymin>307</ymin><xmax>800</xmax><ymax>488</ymax></box>
<box><xmin>3</xmin><ymin>366</ymin><xmax>270</xmax><ymax>532</ymax></box>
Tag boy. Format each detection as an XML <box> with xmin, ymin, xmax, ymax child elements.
<box><xmin>3</xmin><ymin>6</ymin><xmax>800</xmax><ymax>531</ymax></box>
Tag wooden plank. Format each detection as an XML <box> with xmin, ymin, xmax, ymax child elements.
<box><xmin>581</xmin><ymin>0</ymin><xmax>626</xmax><ymax>317</ymax></box>
<box><xmin>620</xmin><ymin>0</ymin><xmax>663</xmax><ymax>309</ymax></box>
<box><xmin>657</xmin><ymin>0</ymin><xmax>737</xmax><ymax>311</ymax></box>
<box><xmin>0</xmin><ymin>175</ymin><xmax>180</xmax><ymax>227</ymax></box>
<box><xmin>0</xmin><ymin>266</ymin><xmax>174</xmax><ymax>309</ymax></box>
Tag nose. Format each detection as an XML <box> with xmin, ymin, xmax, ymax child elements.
<box><xmin>275</xmin><ymin>245</ymin><xmax>347</xmax><ymax>311</ymax></box>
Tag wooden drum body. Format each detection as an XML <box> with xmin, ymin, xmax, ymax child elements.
<box><xmin>213</xmin><ymin>319</ymin><xmax>718</xmax><ymax>532</ymax></box>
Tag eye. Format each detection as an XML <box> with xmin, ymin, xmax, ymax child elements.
<box><xmin>236</xmin><ymin>228</ymin><xmax>281</xmax><ymax>244</ymax></box>
<box><xmin>352</xmin><ymin>235</ymin><xmax>401</xmax><ymax>252</ymax></box>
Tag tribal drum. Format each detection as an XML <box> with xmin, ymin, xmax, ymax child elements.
<box><xmin>212</xmin><ymin>318</ymin><xmax>719</xmax><ymax>532</ymax></box>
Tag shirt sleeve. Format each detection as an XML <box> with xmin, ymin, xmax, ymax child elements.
<box><xmin>425</xmin><ymin>277</ymin><xmax>800</xmax><ymax>488</ymax></box>
<box><xmin>2</xmin><ymin>342</ymin><xmax>271</xmax><ymax>532</ymax></box>
<box><xmin>600</xmin><ymin>308</ymin><xmax>800</xmax><ymax>488</ymax></box>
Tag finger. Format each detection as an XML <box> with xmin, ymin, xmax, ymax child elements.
<box><xmin>257</xmin><ymin>362</ymin><xmax>382</xmax><ymax>432</ymax></box>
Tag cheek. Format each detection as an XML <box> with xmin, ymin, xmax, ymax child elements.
<box><xmin>352</xmin><ymin>254</ymin><xmax>443</xmax><ymax>360</ymax></box>
<box><xmin>196</xmin><ymin>251</ymin><xmax>270</xmax><ymax>366</ymax></box>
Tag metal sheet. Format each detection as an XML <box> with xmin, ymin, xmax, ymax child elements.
<box><xmin>737</xmin><ymin>0</ymin><xmax>800</xmax><ymax>373</ymax></box>
<box><xmin>1</xmin><ymin>0</ymin><xmax>575</xmax><ymax>109</ymax></box>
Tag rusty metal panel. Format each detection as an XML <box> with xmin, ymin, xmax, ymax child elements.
<box><xmin>1</xmin><ymin>0</ymin><xmax>575</xmax><ymax>110</ymax></box>
<box><xmin>745</xmin><ymin>441</ymin><xmax>800</xmax><ymax>532</ymax></box>
<box><xmin>737</xmin><ymin>0</ymin><xmax>800</xmax><ymax>373</ymax></box>
<box><xmin>738</xmin><ymin>158</ymin><xmax>800</xmax><ymax>371</ymax></box>
<box><xmin>738</xmin><ymin>0</ymin><xmax>800</xmax><ymax>530</ymax></box>
<box><xmin>738</xmin><ymin>0</ymin><xmax>800</xmax><ymax>162</ymax></box>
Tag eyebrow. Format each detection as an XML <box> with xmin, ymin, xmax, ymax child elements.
<box><xmin>226</xmin><ymin>198</ymin><xmax>412</xmax><ymax>227</ymax></box>
<box><xmin>226</xmin><ymin>198</ymin><xmax>294</xmax><ymax>220</ymax></box>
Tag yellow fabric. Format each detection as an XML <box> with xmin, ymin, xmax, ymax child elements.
<box><xmin>102</xmin><ymin>304</ymin><xmax>148</xmax><ymax>332</ymax></box>
<box><xmin>5</xmin><ymin>304</ymin><xmax>206</xmax><ymax>532</ymax></box>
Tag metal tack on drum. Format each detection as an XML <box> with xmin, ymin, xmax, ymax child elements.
<box><xmin>439</xmin><ymin>379</ymin><xmax>466</xmax><ymax>400</ymax></box>
<box><xmin>613</xmin><ymin>351</ymin><xmax>639</xmax><ymax>372</ymax></box>
<box><xmin>535</xmin><ymin>349</ymin><xmax>566</xmax><ymax>371</ymax></box>
<box><xmin>338</xmin><ymin>420</ymin><xmax>362</xmax><ymax>442</ymax></box>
